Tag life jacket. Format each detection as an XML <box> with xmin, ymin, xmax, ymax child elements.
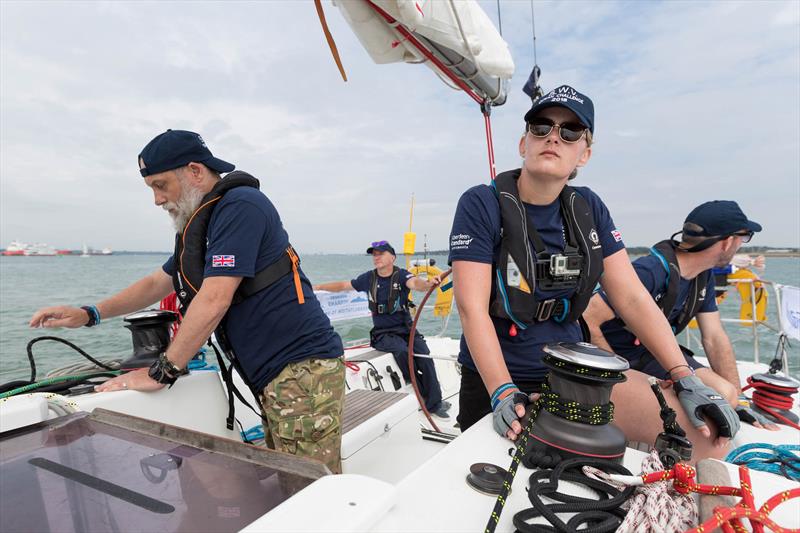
<box><xmin>368</xmin><ymin>267</ymin><xmax>407</xmax><ymax>315</ymax></box>
<box><xmin>489</xmin><ymin>169</ymin><xmax>603</xmax><ymax>328</ymax></box>
<box><xmin>169</xmin><ymin>170</ymin><xmax>305</xmax><ymax>432</ymax></box>
<box><xmin>649</xmin><ymin>240</ymin><xmax>710</xmax><ymax>335</ymax></box>
<box><xmin>171</xmin><ymin>170</ymin><xmax>305</xmax><ymax>312</ymax></box>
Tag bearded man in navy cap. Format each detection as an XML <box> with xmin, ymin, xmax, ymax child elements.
<box><xmin>583</xmin><ymin>200</ymin><xmax>777</xmax><ymax>431</ymax></box>
<box><xmin>30</xmin><ymin>130</ymin><xmax>347</xmax><ymax>473</ymax></box>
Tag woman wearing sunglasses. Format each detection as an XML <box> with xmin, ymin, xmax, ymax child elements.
<box><xmin>448</xmin><ymin>85</ymin><xmax>739</xmax><ymax>460</ymax></box>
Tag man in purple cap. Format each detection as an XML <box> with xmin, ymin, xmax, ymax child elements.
<box><xmin>584</xmin><ymin>200</ymin><xmax>777</xmax><ymax>430</ymax></box>
<box><xmin>314</xmin><ymin>241</ymin><xmax>452</xmax><ymax>419</ymax></box>
<box><xmin>30</xmin><ymin>130</ymin><xmax>347</xmax><ymax>473</ymax></box>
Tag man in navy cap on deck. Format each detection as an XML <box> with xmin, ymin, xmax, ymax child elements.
<box><xmin>30</xmin><ymin>129</ymin><xmax>347</xmax><ymax>473</ymax></box>
<box><xmin>583</xmin><ymin>200</ymin><xmax>777</xmax><ymax>430</ymax></box>
<box><xmin>314</xmin><ymin>241</ymin><xmax>452</xmax><ymax>419</ymax></box>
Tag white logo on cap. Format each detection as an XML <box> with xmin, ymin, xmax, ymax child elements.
<box><xmin>197</xmin><ymin>135</ymin><xmax>207</xmax><ymax>148</ymax></box>
<box><xmin>544</xmin><ymin>86</ymin><xmax>585</xmax><ymax>105</ymax></box>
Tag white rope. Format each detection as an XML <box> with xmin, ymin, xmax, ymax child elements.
<box><xmin>584</xmin><ymin>450</ymin><xmax>697</xmax><ymax>533</ymax></box>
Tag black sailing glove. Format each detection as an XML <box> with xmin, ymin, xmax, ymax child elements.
<box><xmin>735</xmin><ymin>394</ymin><xmax>777</xmax><ymax>429</ymax></box>
<box><xmin>673</xmin><ymin>375</ymin><xmax>740</xmax><ymax>439</ymax></box>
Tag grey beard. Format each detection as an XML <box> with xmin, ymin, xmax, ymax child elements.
<box><xmin>169</xmin><ymin>186</ymin><xmax>205</xmax><ymax>233</ymax></box>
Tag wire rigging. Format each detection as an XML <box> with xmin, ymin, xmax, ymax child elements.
<box><xmin>530</xmin><ymin>0</ymin><xmax>538</xmax><ymax>65</ymax></box>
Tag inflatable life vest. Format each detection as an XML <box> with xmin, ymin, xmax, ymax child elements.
<box><xmin>368</xmin><ymin>267</ymin><xmax>407</xmax><ymax>315</ymax></box>
<box><xmin>409</xmin><ymin>262</ymin><xmax>454</xmax><ymax>318</ymax></box>
<box><xmin>489</xmin><ymin>169</ymin><xmax>603</xmax><ymax>328</ymax></box>
<box><xmin>649</xmin><ymin>240</ymin><xmax>710</xmax><ymax>335</ymax></box>
<box><xmin>172</xmin><ymin>171</ymin><xmax>304</xmax><ymax>312</ymax></box>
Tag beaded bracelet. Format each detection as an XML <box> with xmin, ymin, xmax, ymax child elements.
<box><xmin>80</xmin><ymin>305</ymin><xmax>101</xmax><ymax>328</ymax></box>
<box><xmin>490</xmin><ymin>382</ymin><xmax>519</xmax><ymax>411</ymax></box>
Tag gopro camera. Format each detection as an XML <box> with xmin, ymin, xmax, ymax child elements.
<box><xmin>550</xmin><ymin>254</ymin><xmax>582</xmax><ymax>277</ymax></box>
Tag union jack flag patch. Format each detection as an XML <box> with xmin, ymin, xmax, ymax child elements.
<box><xmin>611</xmin><ymin>230</ymin><xmax>623</xmax><ymax>243</ymax></box>
<box><xmin>212</xmin><ymin>255</ymin><xmax>235</xmax><ymax>267</ymax></box>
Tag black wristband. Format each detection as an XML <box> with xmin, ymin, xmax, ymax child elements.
<box><xmin>147</xmin><ymin>354</ymin><xmax>180</xmax><ymax>387</ymax></box>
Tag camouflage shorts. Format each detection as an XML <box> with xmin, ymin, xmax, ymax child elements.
<box><xmin>260</xmin><ymin>357</ymin><xmax>345</xmax><ymax>474</ymax></box>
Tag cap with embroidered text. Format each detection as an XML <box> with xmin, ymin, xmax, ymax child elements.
<box><xmin>523</xmin><ymin>85</ymin><xmax>595</xmax><ymax>133</ymax></box>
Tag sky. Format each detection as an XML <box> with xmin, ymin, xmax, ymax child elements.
<box><xmin>1</xmin><ymin>0</ymin><xmax>798</xmax><ymax>253</ymax></box>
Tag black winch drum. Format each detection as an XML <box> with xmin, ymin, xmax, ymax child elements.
<box><xmin>466</xmin><ymin>462</ymin><xmax>510</xmax><ymax>496</ymax></box>
<box><xmin>524</xmin><ymin>342</ymin><xmax>630</xmax><ymax>468</ymax></box>
<box><xmin>119</xmin><ymin>310</ymin><xmax>178</xmax><ymax>370</ymax></box>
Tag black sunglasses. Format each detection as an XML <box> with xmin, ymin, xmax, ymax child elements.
<box><xmin>527</xmin><ymin>118</ymin><xmax>588</xmax><ymax>143</ymax></box>
<box><xmin>672</xmin><ymin>230</ymin><xmax>754</xmax><ymax>252</ymax></box>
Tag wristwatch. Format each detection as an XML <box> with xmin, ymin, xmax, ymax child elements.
<box><xmin>148</xmin><ymin>353</ymin><xmax>182</xmax><ymax>387</ymax></box>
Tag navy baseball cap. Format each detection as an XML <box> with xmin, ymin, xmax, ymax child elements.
<box><xmin>683</xmin><ymin>201</ymin><xmax>762</xmax><ymax>237</ymax></box>
<box><xmin>366</xmin><ymin>240</ymin><xmax>396</xmax><ymax>255</ymax></box>
<box><xmin>523</xmin><ymin>85</ymin><xmax>595</xmax><ymax>133</ymax></box>
<box><xmin>138</xmin><ymin>129</ymin><xmax>235</xmax><ymax>177</ymax></box>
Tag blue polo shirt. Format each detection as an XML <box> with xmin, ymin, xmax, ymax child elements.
<box><xmin>448</xmin><ymin>182</ymin><xmax>625</xmax><ymax>382</ymax></box>
<box><xmin>351</xmin><ymin>268</ymin><xmax>415</xmax><ymax>332</ymax></box>
<box><xmin>163</xmin><ymin>186</ymin><xmax>342</xmax><ymax>391</ymax></box>
<box><xmin>598</xmin><ymin>255</ymin><xmax>717</xmax><ymax>363</ymax></box>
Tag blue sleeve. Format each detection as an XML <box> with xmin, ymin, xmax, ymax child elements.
<box><xmin>580</xmin><ymin>187</ymin><xmax>625</xmax><ymax>258</ymax></box>
<box><xmin>399</xmin><ymin>268</ymin><xmax>415</xmax><ymax>288</ymax></box>
<box><xmin>162</xmin><ymin>255</ymin><xmax>176</xmax><ymax>276</ymax></box>
<box><xmin>698</xmin><ymin>273</ymin><xmax>718</xmax><ymax>313</ymax></box>
<box><xmin>204</xmin><ymin>199</ymin><xmax>266</xmax><ymax>278</ymax></box>
<box><xmin>598</xmin><ymin>255</ymin><xmax>664</xmax><ymax>313</ymax></box>
<box><xmin>631</xmin><ymin>257</ymin><xmax>666</xmax><ymax>298</ymax></box>
<box><xmin>351</xmin><ymin>271</ymin><xmax>371</xmax><ymax>293</ymax></box>
<box><xmin>448</xmin><ymin>185</ymin><xmax>499</xmax><ymax>265</ymax></box>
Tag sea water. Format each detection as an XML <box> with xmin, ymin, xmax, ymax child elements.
<box><xmin>1</xmin><ymin>254</ymin><xmax>798</xmax><ymax>382</ymax></box>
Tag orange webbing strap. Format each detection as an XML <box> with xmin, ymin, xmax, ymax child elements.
<box><xmin>314</xmin><ymin>0</ymin><xmax>348</xmax><ymax>82</ymax></box>
<box><xmin>286</xmin><ymin>246</ymin><xmax>305</xmax><ymax>304</ymax></box>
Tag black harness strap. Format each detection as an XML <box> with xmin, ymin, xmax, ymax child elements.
<box><xmin>650</xmin><ymin>240</ymin><xmax>710</xmax><ymax>335</ymax></box>
<box><xmin>368</xmin><ymin>267</ymin><xmax>404</xmax><ymax>315</ymax></box>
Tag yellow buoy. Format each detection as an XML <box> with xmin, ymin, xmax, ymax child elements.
<box><xmin>409</xmin><ymin>263</ymin><xmax>454</xmax><ymax>318</ymax></box>
<box><xmin>730</xmin><ymin>268</ymin><xmax>767</xmax><ymax>325</ymax></box>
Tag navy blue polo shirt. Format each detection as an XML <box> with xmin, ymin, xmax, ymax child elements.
<box><xmin>448</xmin><ymin>183</ymin><xmax>625</xmax><ymax>382</ymax></box>
<box><xmin>162</xmin><ymin>186</ymin><xmax>342</xmax><ymax>391</ymax></box>
<box><xmin>351</xmin><ymin>268</ymin><xmax>414</xmax><ymax>332</ymax></box>
<box><xmin>598</xmin><ymin>256</ymin><xmax>717</xmax><ymax>362</ymax></box>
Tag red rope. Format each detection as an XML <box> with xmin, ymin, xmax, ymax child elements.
<box><xmin>638</xmin><ymin>463</ymin><xmax>800</xmax><ymax>533</ymax></box>
<box><xmin>742</xmin><ymin>376</ymin><xmax>800</xmax><ymax>430</ymax></box>
<box><xmin>159</xmin><ymin>292</ymin><xmax>182</xmax><ymax>338</ymax></box>
<box><xmin>484</xmin><ymin>111</ymin><xmax>497</xmax><ymax>180</ymax></box>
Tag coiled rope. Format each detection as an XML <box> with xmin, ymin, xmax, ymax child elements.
<box><xmin>726</xmin><ymin>443</ymin><xmax>800</xmax><ymax>481</ymax></box>
<box><xmin>605</xmin><ymin>460</ymin><xmax>800</xmax><ymax>533</ymax></box>
<box><xmin>513</xmin><ymin>457</ymin><xmax>635</xmax><ymax>533</ymax></box>
<box><xmin>742</xmin><ymin>375</ymin><xmax>800</xmax><ymax>430</ymax></box>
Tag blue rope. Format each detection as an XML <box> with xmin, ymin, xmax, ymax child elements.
<box><xmin>186</xmin><ymin>347</ymin><xmax>219</xmax><ymax>371</ymax></box>
<box><xmin>725</xmin><ymin>443</ymin><xmax>800</xmax><ymax>481</ymax></box>
<box><xmin>241</xmin><ymin>424</ymin><xmax>265</xmax><ymax>443</ymax></box>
